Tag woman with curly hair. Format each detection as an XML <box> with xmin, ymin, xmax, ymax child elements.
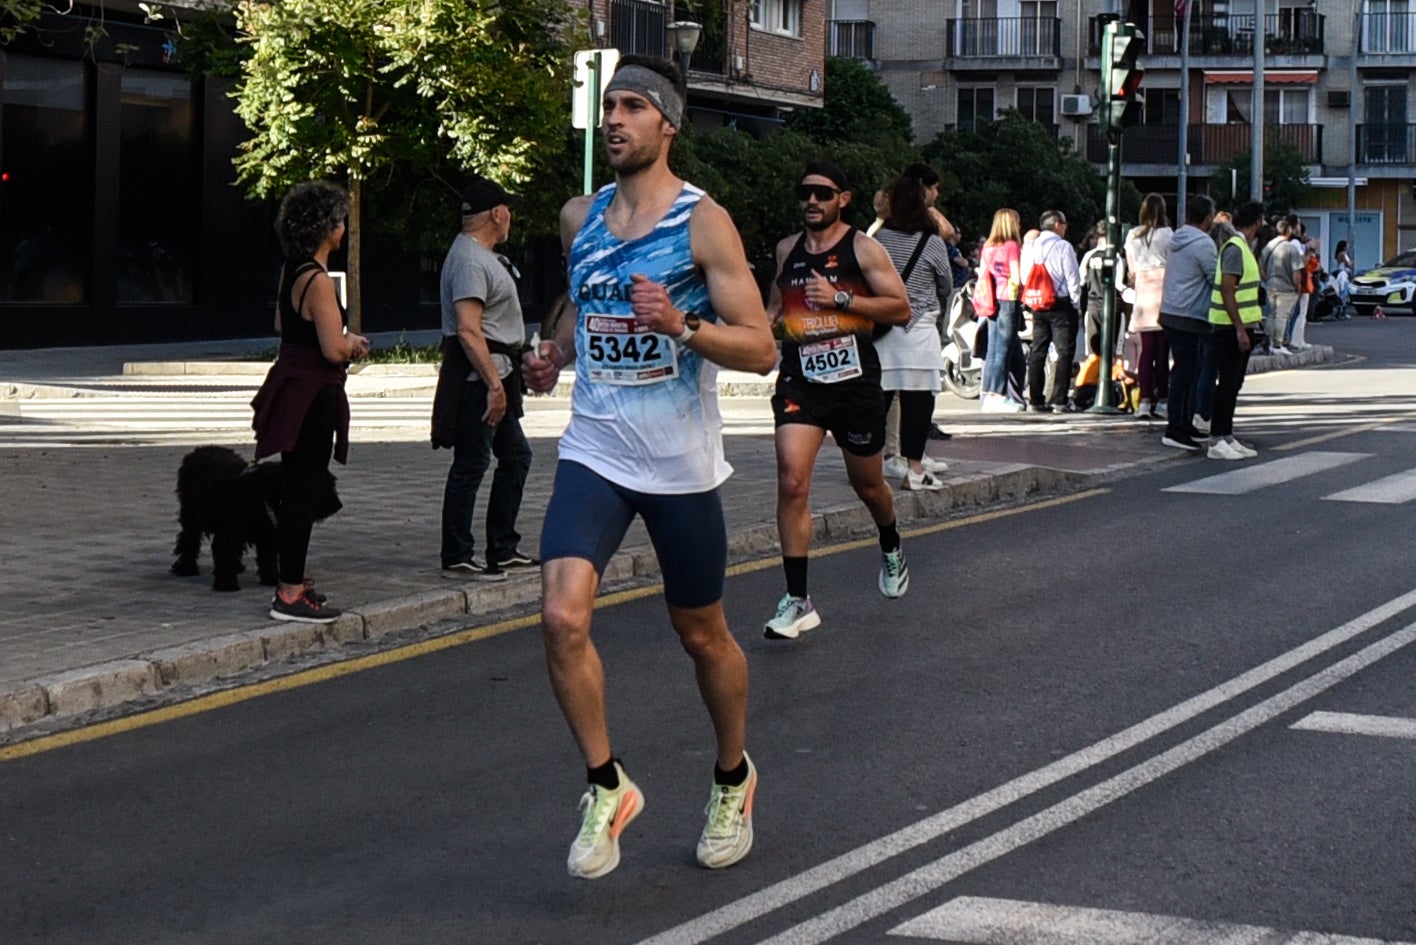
<box><xmin>251</xmin><ymin>180</ymin><xmax>370</xmax><ymax>623</ymax></box>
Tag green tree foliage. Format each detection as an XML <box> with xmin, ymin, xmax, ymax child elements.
<box><xmin>921</xmin><ymin>111</ymin><xmax>1127</xmax><ymax>245</ymax></box>
<box><xmin>783</xmin><ymin>57</ymin><xmax>913</xmax><ymax>145</ymax></box>
<box><xmin>1211</xmin><ymin>142</ymin><xmax>1311</xmax><ymax>217</ymax></box>
<box><xmin>0</xmin><ymin>0</ymin><xmax>46</xmax><ymax>45</ymax></box>
<box><xmin>229</xmin><ymin>0</ymin><xmax>571</xmax><ymax>328</ymax></box>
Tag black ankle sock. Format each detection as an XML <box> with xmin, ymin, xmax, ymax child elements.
<box><xmin>587</xmin><ymin>758</ymin><xmax>620</xmax><ymax>790</ymax></box>
<box><xmin>714</xmin><ymin>757</ymin><xmax>749</xmax><ymax>786</ymax></box>
<box><xmin>878</xmin><ymin>521</ymin><xmax>900</xmax><ymax>553</ymax></box>
<box><xmin>783</xmin><ymin>556</ymin><xmax>809</xmax><ymax>599</ymax></box>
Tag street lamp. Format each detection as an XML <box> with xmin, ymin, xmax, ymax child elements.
<box><xmin>666</xmin><ymin>20</ymin><xmax>702</xmax><ymax>101</ymax></box>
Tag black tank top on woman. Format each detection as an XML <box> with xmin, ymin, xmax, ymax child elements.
<box><xmin>278</xmin><ymin>260</ymin><xmax>345</xmax><ymax>348</ymax></box>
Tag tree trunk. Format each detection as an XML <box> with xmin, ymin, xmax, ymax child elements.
<box><xmin>348</xmin><ymin>176</ymin><xmax>363</xmax><ymax>334</ymax></box>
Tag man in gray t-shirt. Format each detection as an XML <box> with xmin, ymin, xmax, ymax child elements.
<box><xmin>435</xmin><ymin>176</ymin><xmax>534</xmax><ymax>580</ymax></box>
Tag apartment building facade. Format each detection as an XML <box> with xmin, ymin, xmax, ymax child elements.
<box><xmin>830</xmin><ymin>1</ymin><xmax>1414</xmax><ymax>267</ymax></box>
<box><xmin>568</xmin><ymin>0</ymin><xmax>827</xmax><ymax>133</ymax></box>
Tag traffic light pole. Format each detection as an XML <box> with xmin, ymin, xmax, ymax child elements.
<box><xmin>1090</xmin><ymin>129</ymin><xmax>1125</xmax><ymax>414</ymax></box>
<box><xmin>1088</xmin><ymin>19</ymin><xmax>1143</xmax><ymax>415</ymax></box>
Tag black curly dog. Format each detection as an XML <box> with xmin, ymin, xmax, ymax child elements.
<box><xmin>170</xmin><ymin>445</ymin><xmax>342</xmax><ymax>591</ymax></box>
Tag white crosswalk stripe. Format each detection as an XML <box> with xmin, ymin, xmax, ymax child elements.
<box><xmin>0</xmin><ymin>395</ymin><xmax>435</xmax><ymax>447</ymax></box>
<box><xmin>1324</xmin><ymin>469</ymin><xmax>1416</xmax><ymax>505</ymax></box>
<box><xmin>889</xmin><ymin>896</ymin><xmax>1414</xmax><ymax>945</ymax></box>
<box><xmin>1163</xmin><ymin>451</ymin><xmax>1369</xmax><ymax>496</ymax></box>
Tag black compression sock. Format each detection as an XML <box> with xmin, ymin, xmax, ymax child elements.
<box><xmin>714</xmin><ymin>757</ymin><xmax>749</xmax><ymax>786</ymax></box>
<box><xmin>878</xmin><ymin>520</ymin><xmax>901</xmax><ymax>554</ymax></box>
<box><xmin>783</xmin><ymin>556</ymin><xmax>809</xmax><ymax>598</ymax></box>
<box><xmin>587</xmin><ymin>758</ymin><xmax>621</xmax><ymax>790</ymax></box>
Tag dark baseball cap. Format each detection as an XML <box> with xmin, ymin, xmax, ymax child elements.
<box><xmin>461</xmin><ymin>176</ymin><xmax>522</xmax><ymax>215</ymax></box>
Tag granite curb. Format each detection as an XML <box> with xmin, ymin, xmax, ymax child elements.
<box><xmin>0</xmin><ymin>459</ymin><xmax>1119</xmax><ymax>740</ymax></box>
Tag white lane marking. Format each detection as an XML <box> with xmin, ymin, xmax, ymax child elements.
<box><xmin>1163</xmin><ymin>451</ymin><xmax>1369</xmax><ymax>495</ymax></box>
<box><xmin>633</xmin><ymin>587</ymin><xmax>1416</xmax><ymax>945</ymax></box>
<box><xmin>1292</xmin><ymin>711</ymin><xmax>1416</xmax><ymax>741</ymax></box>
<box><xmin>889</xmin><ymin>896</ymin><xmax>1413</xmax><ymax>945</ymax></box>
<box><xmin>1324</xmin><ymin>470</ymin><xmax>1416</xmax><ymax>505</ymax></box>
<box><xmin>754</xmin><ymin>620</ymin><xmax>1416</xmax><ymax>945</ymax></box>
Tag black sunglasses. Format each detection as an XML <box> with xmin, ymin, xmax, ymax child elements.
<box><xmin>796</xmin><ymin>184</ymin><xmax>841</xmax><ymax>202</ymax></box>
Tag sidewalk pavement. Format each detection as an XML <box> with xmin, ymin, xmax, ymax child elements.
<box><xmin>0</xmin><ymin>337</ymin><xmax>1338</xmax><ymax>741</ymax></box>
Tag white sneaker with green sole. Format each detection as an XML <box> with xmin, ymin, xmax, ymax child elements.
<box><xmin>696</xmin><ymin>752</ymin><xmax>757</xmax><ymax>869</ymax></box>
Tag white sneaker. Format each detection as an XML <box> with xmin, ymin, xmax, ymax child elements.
<box><xmin>763</xmin><ymin>594</ymin><xmax>821</xmax><ymax>640</ymax></box>
<box><xmin>1192</xmin><ymin>414</ymin><xmax>1211</xmax><ymax>435</ymax></box>
<box><xmin>1153</xmin><ymin>402</ymin><xmax>1169</xmax><ymax>419</ymax></box>
<box><xmin>1136</xmin><ymin>400</ymin><xmax>1153</xmax><ymax>420</ymax></box>
<box><xmin>1207</xmin><ymin>438</ymin><xmax>1245</xmax><ymax>461</ymax></box>
<box><xmin>1270</xmin><ymin>345</ymin><xmax>1292</xmax><ymax>356</ymax></box>
<box><xmin>1227</xmin><ymin>437</ymin><xmax>1258</xmax><ymax>458</ymax></box>
<box><xmin>567</xmin><ymin>763</ymin><xmax>645</xmax><ymax>879</ymax></box>
<box><xmin>697</xmin><ymin>752</ymin><xmax>757</xmax><ymax>869</ymax></box>
<box><xmin>882</xmin><ymin>455</ymin><xmax>909</xmax><ymax>480</ymax></box>
<box><xmin>879</xmin><ymin>546</ymin><xmax>910</xmax><ymax>598</ymax></box>
<box><xmin>903</xmin><ymin>468</ymin><xmax>944</xmax><ymax>491</ymax></box>
<box><xmin>921</xmin><ymin>455</ymin><xmax>949</xmax><ymax>474</ymax></box>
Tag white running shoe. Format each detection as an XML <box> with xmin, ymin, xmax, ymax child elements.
<box><xmin>697</xmin><ymin>752</ymin><xmax>757</xmax><ymax>869</ymax></box>
<box><xmin>1192</xmin><ymin>414</ymin><xmax>1211</xmax><ymax>434</ymax></box>
<box><xmin>921</xmin><ymin>455</ymin><xmax>949</xmax><ymax>474</ymax></box>
<box><xmin>903</xmin><ymin>468</ymin><xmax>944</xmax><ymax>491</ymax></box>
<box><xmin>1270</xmin><ymin>344</ymin><xmax>1293</xmax><ymax>356</ymax></box>
<box><xmin>763</xmin><ymin>594</ymin><xmax>821</xmax><ymax>640</ymax></box>
<box><xmin>566</xmin><ymin>764</ymin><xmax>644</xmax><ymax>879</ymax></box>
<box><xmin>1207</xmin><ymin>438</ymin><xmax>1245</xmax><ymax>461</ymax></box>
<box><xmin>882</xmin><ymin>455</ymin><xmax>909</xmax><ymax>480</ymax></box>
<box><xmin>1227</xmin><ymin>437</ymin><xmax>1258</xmax><ymax>458</ymax></box>
<box><xmin>879</xmin><ymin>547</ymin><xmax>910</xmax><ymax>598</ymax></box>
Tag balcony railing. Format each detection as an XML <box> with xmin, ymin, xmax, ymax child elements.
<box><xmin>1089</xmin><ymin>11</ymin><xmax>1323</xmax><ymax>56</ymax></box>
<box><xmin>946</xmin><ymin>17</ymin><xmax>1061</xmax><ymax>59</ymax></box>
<box><xmin>610</xmin><ymin>0</ymin><xmax>666</xmax><ymax>58</ymax></box>
<box><xmin>1085</xmin><ymin>123</ymin><xmax>1322</xmax><ymax>165</ymax></box>
<box><xmin>1358</xmin><ymin>124</ymin><xmax>1416</xmax><ymax>163</ymax></box>
<box><xmin>1361</xmin><ymin>12</ymin><xmax>1416</xmax><ymax>53</ymax></box>
<box><xmin>828</xmin><ymin>19</ymin><xmax>875</xmax><ymax>59</ymax></box>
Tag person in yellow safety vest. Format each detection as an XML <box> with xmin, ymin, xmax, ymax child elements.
<box><xmin>1205</xmin><ymin>199</ymin><xmax>1265</xmax><ymax>461</ymax></box>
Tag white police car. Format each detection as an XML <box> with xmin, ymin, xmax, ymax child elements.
<box><xmin>1349</xmin><ymin>250</ymin><xmax>1416</xmax><ymax>316</ymax></box>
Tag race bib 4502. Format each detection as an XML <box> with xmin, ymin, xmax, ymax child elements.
<box><xmin>799</xmin><ymin>335</ymin><xmax>863</xmax><ymax>384</ymax></box>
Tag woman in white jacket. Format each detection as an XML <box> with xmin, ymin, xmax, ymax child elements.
<box><xmin>1124</xmin><ymin>193</ymin><xmax>1173</xmax><ymax>419</ymax></box>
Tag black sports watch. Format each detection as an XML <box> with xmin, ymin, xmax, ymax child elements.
<box><xmin>833</xmin><ymin>289</ymin><xmax>853</xmax><ymax>312</ymax></box>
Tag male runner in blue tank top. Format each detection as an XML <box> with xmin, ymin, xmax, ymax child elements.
<box><xmin>521</xmin><ymin>56</ymin><xmax>776</xmax><ymax>879</ymax></box>
<box><xmin>763</xmin><ymin>162</ymin><xmax>912</xmax><ymax>641</ymax></box>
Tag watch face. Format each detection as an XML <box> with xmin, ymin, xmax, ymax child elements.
<box><xmin>834</xmin><ymin>291</ymin><xmax>849</xmax><ymax>306</ymax></box>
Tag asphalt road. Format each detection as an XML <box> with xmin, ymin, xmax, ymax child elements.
<box><xmin>4</xmin><ymin>317</ymin><xmax>1415</xmax><ymax>945</ymax></box>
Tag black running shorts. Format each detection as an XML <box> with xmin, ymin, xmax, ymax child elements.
<box><xmin>770</xmin><ymin>377</ymin><xmax>887</xmax><ymax>457</ymax></box>
<box><xmin>540</xmin><ymin>460</ymin><xmax>728</xmax><ymax>609</ymax></box>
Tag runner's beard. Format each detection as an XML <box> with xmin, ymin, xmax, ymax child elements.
<box><xmin>803</xmin><ymin>205</ymin><xmax>839</xmax><ymax>232</ymax></box>
<box><xmin>607</xmin><ymin>137</ymin><xmax>662</xmax><ymax>177</ymax></box>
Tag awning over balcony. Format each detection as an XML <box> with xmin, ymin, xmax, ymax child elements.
<box><xmin>1203</xmin><ymin>69</ymin><xmax>1319</xmax><ymax>84</ymax></box>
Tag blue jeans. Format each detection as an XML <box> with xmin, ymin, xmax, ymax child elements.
<box><xmin>440</xmin><ymin>380</ymin><xmax>533</xmax><ymax>567</ymax></box>
<box><xmin>982</xmin><ymin>300</ymin><xmax>1021</xmax><ymax>397</ymax></box>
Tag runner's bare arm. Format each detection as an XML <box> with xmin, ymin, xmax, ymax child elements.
<box><xmin>522</xmin><ymin>197</ymin><xmax>591</xmax><ymax>393</ymax></box>
<box><xmin>764</xmin><ymin>235</ymin><xmax>794</xmax><ymax>330</ymax></box>
<box><xmin>621</xmin><ymin>196</ymin><xmax>775</xmax><ymax>374</ymax></box>
<box><xmin>847</xmin><ymin>231</ymin><xmax>910</xmax><ymax>326</ymax></box>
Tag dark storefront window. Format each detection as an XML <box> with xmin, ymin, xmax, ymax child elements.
<box><xmin>0</xmin><ymin>54</ymin><xmax>93</xmax><ymax>303</ymax></box>
<box><xmin>118</xmin><ymin>69</ymin><xmax>197</xmax><ymax>303</ymax></box>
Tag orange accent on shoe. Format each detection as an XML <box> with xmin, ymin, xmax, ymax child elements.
<box><xmin>610</xmin><ymin>787</ymin><xmax>641</xmax><ymax>838</ymax></box>
<box><xmin>742</xmin><ymin>773</ymin><xmax>757</xmax><ymax>819</ymax></box>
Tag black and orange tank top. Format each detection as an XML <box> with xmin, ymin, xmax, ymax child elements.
<box><xmin>775</xmin><ymin>227</ymin><xmax>880</xmax><ymax>384</ymax></box>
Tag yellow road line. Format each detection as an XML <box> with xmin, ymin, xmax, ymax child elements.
<box><xmin>0</xmin><ymin>488</ymin><xmax>1107</xmax><ymax>764</ymax></box>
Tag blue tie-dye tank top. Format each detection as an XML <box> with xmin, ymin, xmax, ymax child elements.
<box><xmin>559</xmin><ymin>181</ymin><xmax>731</xmax><ymax>494</ymax></box>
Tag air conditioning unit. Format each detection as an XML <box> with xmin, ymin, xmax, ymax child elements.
<box><xmin>1060</xmin><ymin>94</ymin><xmax>1092</xmax><ymax>117</ymax></box>
<box><xmin>1328</xmin><ymin>90</ymin><xmax>1351</xmax><ymax>108</ymax></box>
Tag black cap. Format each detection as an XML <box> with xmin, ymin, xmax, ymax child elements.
<box><xmin>461</xmin><ymin>176</ymin><xmax>521</xmax><ymax>215</ymax></box>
